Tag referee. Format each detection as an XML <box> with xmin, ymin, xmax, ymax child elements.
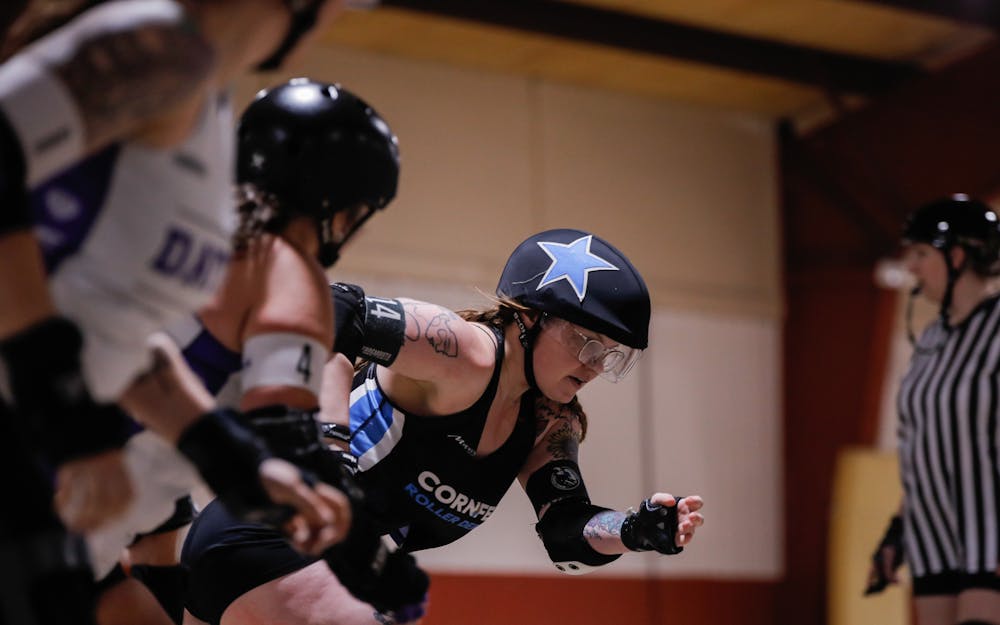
<box><xmin>868</xmin><ymin>194</ymin><xmax>1000</xmax><ymax>625</ymax></box>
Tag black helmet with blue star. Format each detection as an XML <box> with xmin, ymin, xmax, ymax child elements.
<box><xmin>497</xmin><ymin>229</ymin><xmax>650</xmax><ymax>349</ymax></box>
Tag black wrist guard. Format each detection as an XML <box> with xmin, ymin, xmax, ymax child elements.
<box><xmin>0</xmin><ymin>316</ymin><xmax>132</xmax><ymax>464</ymax></box>
<box><xmin>620</xmin><ymin>498</ymin><xmax>684</xmax><ymax>555</ymax></box>
<box><xmin>865</xmin><ymin>515</ymin><xmax>904</xmax><ymax>596</ymax></box>
<box><xmin>319</xmin><ymin>451</ymin><xmax>428</xmax><ymax>615</ymax></box>
<box><xmin>241</xmin><ymin>405</ymin><xmax>325</xmax><ymax>464</ymax></box>
<box><xmin>320</xmin><ymin>421</ymin><xmax>351</xmax><ymax>443</ymax></box>
<box><xmin>176</xmin><ymin>409</ymin><xmax>290</xmax><ymax>525</ymax></box>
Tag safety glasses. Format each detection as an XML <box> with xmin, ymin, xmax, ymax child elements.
<box><xmin>545</xmin><ymin>316</ymin><xmax>642</xmax><ymax>382</ymax></box>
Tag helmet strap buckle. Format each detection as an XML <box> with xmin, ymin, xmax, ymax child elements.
<box><xmin>512</xmin><ymin>311</ymin><xmax>544</xmax><ymax>392</ymax></box>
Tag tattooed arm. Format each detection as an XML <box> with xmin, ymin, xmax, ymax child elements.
<box><xmin>518</xmin><ymin>395</ymin><xmax>705</xmax><ymax>556</ymax></box>
<box><xmin>0</xmin><ymin>2</ymin><xmax>213</xmax><ymax>336</ymax></box>
<box><xmin>52</xmin><ymin>6</ymin><xmax>215</xmax><ymax>151</ymax></box>
<box><xmin>1</xmin><ymin>0</ymin><xmax>214</xmax><ymax>185</ymax></box>
<box><xmin>372</xmin><ymin>298</ymin><xmax>499</xmax><ymax>416</ymax></box>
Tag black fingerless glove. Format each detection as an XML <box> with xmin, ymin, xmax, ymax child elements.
<box><xmin>0</xmin><ymin>316</ymin><xmax>132</xmax><ymax>465</ymax></box>
<box><xmin>176</xmin><ymin>408</ymin><xmax>292</xmax><ymax>526</ymax></box>
<box><xmin>241</xmin><ymin>405</ymin><xmax>325</xmax><ymax>463</ymax></box>
<box><xmin>237</xmin><ymin>406</ymin><xmax>430</xmax><ymax>615</ymax></box>
<box><xmin>864</xmin><ymin>515</ymin><xmax>904</xmax><ymax>596</ymax></box>
<box><xmin>319</xmin><ymin>456</ymin><xmax>429</xmax><ymax>617</ymax></box>
<box><xmin>323</xmin><ymin>526</ymin><xmax>429</xmax><ymax>618</ymax></box>
<box><xmin>620</xmin><ymin>498</ymin><xmax>684</xmax><ymax>555</ymax></box>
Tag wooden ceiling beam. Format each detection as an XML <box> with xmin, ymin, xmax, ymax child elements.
<box><xmin>380</xmin><ymin>0</ymin><xmax>921</xmax><ymax>95</ymax></box>
<box><xmin>847</xmin><ymin>0</ymin><xmax>1000</xmax><ymax>30</ymax></box>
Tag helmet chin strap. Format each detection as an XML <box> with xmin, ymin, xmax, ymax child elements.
<box><xmin>906</xmin><ymin>249</ymin><xmax>965</xmax><ymax>354</ymax></box>
<box><xmin>315</xmin><ymin>209</ymin><xmax>376</xmax><ymax>268</ymax></box>
<box><xmin>512</xmin><ymin>311</ymin><xmax>544</xmax><ymax>392</ymax></box>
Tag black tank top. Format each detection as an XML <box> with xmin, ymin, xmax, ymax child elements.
<box><xmin>347</xmin><ymin>324</ymin><xmax>536</xmax><ymax>551</ymax></box>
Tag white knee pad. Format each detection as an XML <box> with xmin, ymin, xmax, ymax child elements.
<box><xmin>85</xmin><ymin>430</ymin><xmax>203</xmax><ymax>579</ymax></box>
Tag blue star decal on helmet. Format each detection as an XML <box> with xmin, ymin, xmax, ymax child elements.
<box><xmin>536</xmin><ymin>235</ymin><xmax>619</xmax><ymax>301</ymax></box>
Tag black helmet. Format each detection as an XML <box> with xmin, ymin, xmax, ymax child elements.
<box><xmin>902</xmin><ymin>194</ymin><xmax>1000</xmax><ymax>276</ymax></box>
<box><xmin>497</xmin><ymin>229</ymin><xmax>650</xmax><ymax>349</ymax></box>
<box><xmin>901</xmin><ymin>194</ymin><xmax>1000</xmax><ymax>351</ymax></box>
<box><xmin>237</xmin><ymin>78</ymin><xmax>399</xmax><ymax>265</ymax></box>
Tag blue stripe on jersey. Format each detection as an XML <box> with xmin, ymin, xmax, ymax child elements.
<box><xmin>349</xmin><ymin>381</ymin><xmax>395</xmax><ymax>459</ymax></box>
<box><xmin>31</xmin><ymin>144</ymin><xmax>121</xmax><ymax>274</ymax></box>
<box><xmin>181</xmin><ymin>329</ymin><xmax>243</xmax><ymax>395</ymax></box>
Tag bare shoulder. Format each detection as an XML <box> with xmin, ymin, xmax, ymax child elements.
<box><xmin>378</xmin><ymin>301</ymin><xmax>498</xmax><ymax>413</ymax></box>
<box><xmin>397</xmin><ymin>299</ymin><xmax>497</xmax><ymax>370</ymax></box>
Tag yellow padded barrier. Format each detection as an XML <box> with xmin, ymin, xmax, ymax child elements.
<box><xmin>828</xmin><ymin>447</ymin><xmax>909</xmax><ymax>625</ymax></box>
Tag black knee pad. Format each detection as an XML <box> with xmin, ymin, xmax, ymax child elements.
<box><xmin>130</xmin><ymin>564</ymin><xmax>188</xmax><ymax>625</ymax></box>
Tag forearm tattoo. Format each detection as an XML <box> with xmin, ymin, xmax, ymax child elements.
<box><xmin>53</xmin><ymin>18</ymin><xmax>213</xmax><ymax>149</ymax></box>
<box><xmin>583</xmin><ymin>510</ymin><xmax>626</xmax><ymax>539</ymax></box>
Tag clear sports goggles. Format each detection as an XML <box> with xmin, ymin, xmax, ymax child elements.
<box><xmin>545</xmin><ymin>316</ymin><xmax>642</xmax><ymax>382</ymax></box>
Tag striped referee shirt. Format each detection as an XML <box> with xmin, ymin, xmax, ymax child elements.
<box><xmin>897</xmin><ymin>293</ymin><xmax>1000</xmax><ymax>577</ymax></box>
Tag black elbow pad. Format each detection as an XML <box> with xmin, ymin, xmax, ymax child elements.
<box><xmin>330</xmin><ymin>282</ymin><xmax>367</xmax><ymax>363</ymax></box>
<box><xmin>329</xmin><ymin>282</ymin><xmax>405</xmax><ymax>366</ymax></box>
<box><xmin>535</xmin><ymin>499</ymin><xmax>621</xmax><ymax>575</ymax></box>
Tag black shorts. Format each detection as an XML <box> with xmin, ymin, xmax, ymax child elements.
<box><xmin>912</xmin><ymin>570</ymin><xmax>1000</xmax><ymax>596</ymax></box>
<box><xmin>181</xmin><ymin>500</ymin><xmax>317</xmax><ymax>625</ymax></box>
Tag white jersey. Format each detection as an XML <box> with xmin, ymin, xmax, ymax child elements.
<box><xmin>32</xmin><ymin>93</ymin><xmax>236</xmax><ymax>402</ymax></box>
<box><xmin>31</xmin><ymin>92</ymin><xmax>237</xmax><ymax>579</ymax></box>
